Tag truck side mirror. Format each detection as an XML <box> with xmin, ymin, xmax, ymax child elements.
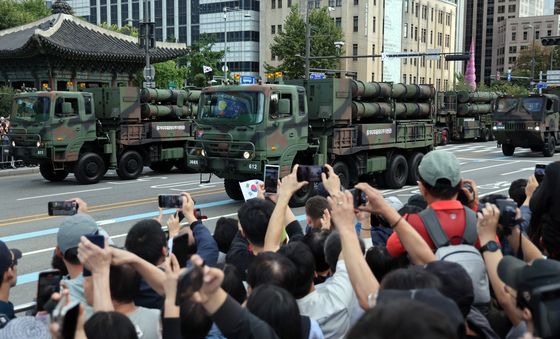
<box><xmin>62</xmin><ymin>102</ymin><xmax>74</xmax><ymax>115</ymax></box>
<box><xmin>278</xmin><ymin>99</ymin><xmax>291</xmax><ymax>116</ymax></box>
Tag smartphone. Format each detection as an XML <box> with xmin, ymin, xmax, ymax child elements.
<box><xmin>193</xmin><ymin>208</ymin><xmax>206</xmax><ymax>220</ymax></box>
<box><xmin>53</xmin><ymin>300</ymin><xmax>80</xmax><ymax>339</ymax></box>
<box><xmin>82</xmin><ymin>234</ymin><xmax>105</xmax><ymax>277</ymax></box>
<box><xmin>172</xmin><ymin>233</ymin><xmax>191</xmax><ymax>269</ymax></box>
<box><xmin>352</xmin><ymin>189</ymin><xmax>367</xmax><ymax>208</ymax></box>
<box><xmin>175</xmin><ymin>264</ymin><xmax>204</xmax><ymax>306</ymax></box>
<box><xmin>297</xmin><ymin>165</ymin><xmax>325</xmax><ymax>182</ymax></box>
<box><xmin>264</xmin><ymin>165</ymin><xmax>280</xmax><ymax>193</ymax></box>
<box><xmin>48</xmin><ymin>201</ymin><xmax>78</xmax><ymax>216</ymax></box>
<box><xmin>158</xmin><ymin>195</ymin><xmax>183</xmax><ymax>208</ymax></box>
<box><xmin>36</xmin><ymin>270</ymin><xmax>62</xmax><ymax>312</ymax></box>
<box><xmin>535</xmin><ymin>164</ymin><xmax>546</xmax><ymax>184</ymax></box>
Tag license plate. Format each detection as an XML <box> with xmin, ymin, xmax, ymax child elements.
<box><xmin>189</xmin><ymin>159</ymin><xmax>199</xmax><ymax>165</ymax></box>
<box><xmin>37</xmin><ymin>150</ymin><xmax>44</xmax><ymax>155</ymax></box>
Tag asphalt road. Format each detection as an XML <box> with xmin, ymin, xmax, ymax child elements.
<box><xmin>1</xmin><ymin>140</ymin><xmax>558</xmax><ymax>308</ymax></box>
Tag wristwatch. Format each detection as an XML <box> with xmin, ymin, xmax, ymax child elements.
<box><xmin>479</xmin><ymin>241</ymin><xmax>501</xmax><ymax>254</ymax></box>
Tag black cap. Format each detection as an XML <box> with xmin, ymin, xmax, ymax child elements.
<box><xmin>498</xmin><ymin>256</ymin><xmax>560</xmax><ymax>293</ymax></box>
<box><xmin>425</xmin><ymin>261</ymin><xmax>474</xmax><ymax>317</ymax></box>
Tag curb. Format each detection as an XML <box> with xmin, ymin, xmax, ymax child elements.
<box><xmin>0</xmin><ymin>167</ymin><xmax>40</xmax><ymax>178</ymax></box>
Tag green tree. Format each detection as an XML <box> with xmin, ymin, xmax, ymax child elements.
<box><xmin>177</xmin><ymin>34</ymin><xmax>224</xmax><ymax>86</ymax></box>
<box><xmin>0</xmin><ymin>0</ymin><xmax>50</xmax><ymax>30</ymax></box>
<box><xmin>512</xmin><ymin>43</ymin><xmax>560</xmax><ymax>83</ymax></box>
<box><xmin>267</xmin><ymin>5</ymin><xmax>343</xmax><ymax>79</ymax></box>
<box><xmin>453</xmin><ymin>73</ymin><xmax>471</xmax><ymax>91</ymax></box>
<box><xmin>478</xmin><ymin>81</ymin><xmax>529</xmax><ymax>96</ymax></box>
<box><xmin>0</xmin><ymin>87</ymin><xmax>15</xmax><ymax>117</ymax></box>
<box><xmin>153</xmin><ymin>60</ymin><xmax>188</xmax><ymax>88</ymax></box>
<box><xmin>99</xmin><ymin>22</ymin><xmax>139</xmax><ymax>37</ymax></box>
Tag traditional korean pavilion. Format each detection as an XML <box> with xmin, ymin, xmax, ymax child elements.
<box><xmin>0</xmin><ymin>11</ymin><xmax>188</xmax><ymax>90</ymax></box>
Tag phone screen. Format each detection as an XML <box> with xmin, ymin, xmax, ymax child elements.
<box><xmin>264</xmin><ymin>165</ymin><xmax>280</xmax><ymax>193</ymax></box>
<box><xmin>297</xmin><ymin>165</ymin><xmax>324</xmax><ymax>182</ymax></box>
<box><xmin>48</xmin><ymin>201</ymin><xmax>78</xmax><ymax>216</ymax></box>
<box><xmin>158</xmin><ymin>195</ymin><xmax>183</xmax><ymax>208</ymax></box>
<box><xmin>172</xmin><ymin>233</ymin><xmax>191</xmax><ymax>269</ymax></box>
<box><xmin>352</xmin><ymin>189</ymin><xmax>367</xmax><ymax>208</ymax></box>
<box><xmin>535</xmin><ymin>164</ymin><xmax>546</xmax><ymax>184</ymax></box>
<box><xmin>83</xmin><ymin>234</ymin><xmax>104</xmax><ymax>277</ymax></box>
<box><xmin>36</xmin><ymin>270</ymin><xmax>62</xmax><ymax>312</ymax></box>
<box><xmin>60</xmin><ymin>301</ymin><xmax>80</xmax><ymax>339</ymax></box>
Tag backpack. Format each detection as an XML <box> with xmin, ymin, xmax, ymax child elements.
<box><xmin>418</xmin><ymin>206</ymin><xmax>491</xmax><ymax>305</ymax></box>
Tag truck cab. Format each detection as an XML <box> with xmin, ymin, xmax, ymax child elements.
<box><xmin>492</xmin><ymin>94</ymin><xmax>560</xmax><ymax>157</ymax></box>
<box><xmin>186</xmin><ymin>84</ymin><xmax>310</xmax><ymax>200</ymax></box>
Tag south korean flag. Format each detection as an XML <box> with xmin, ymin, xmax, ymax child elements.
<box><xmin>203</xmin><ymin>65</ymin><xmax>213</xmax><ymax>73</ymax></box>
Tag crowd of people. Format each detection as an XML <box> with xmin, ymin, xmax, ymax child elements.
<box><xmin>0</xmin><ymin>149</ymin><xmax>560</xmax><ymax>339</ymax></box>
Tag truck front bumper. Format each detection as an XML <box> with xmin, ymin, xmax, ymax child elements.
<box><xmin>493</xmin><ymin>131</ymin><xmax>544</xmax><ymax>147</ymax></box>
<box><xmin>12</xmin><ymin>146</ymin><xmax>49</xmax><ymax>163</ymax></box>
<box><xmin>187</xmin><ymin>156</ymin><xmax>262</xmax><ymax>177</ymax></box>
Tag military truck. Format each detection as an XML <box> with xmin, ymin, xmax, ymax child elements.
<box><xmin>9</xmin><ymin>87</ymin><xmax>200</xmax><ymax>184</ymax></box>
<box><xmin>186</xmin><ymin>78</ymin><xmax>435</xmax><ymax>205</ymax></box>
<box><xmin>492</xmin><ymin>93</ymin><xmax>560</xmax><ymax>157</ymax></box>
<box><xmin>436</xmin><ymin>91</ymin><xmax>498</xmax><ymax>144</ymax></box>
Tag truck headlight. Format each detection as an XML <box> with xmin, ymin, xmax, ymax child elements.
<box><xmin>11</xmin><ymin>141</ymin><xmax>15</xmax><ymax>147</ymax></box>
<box><xmin>492</xmin><ymin>126</ymin><xmax>497</xmax><ymax>131</ymax></box>
<box><xmin>243</xmin><ymin>151</ymin><xmax>251</xmax><ymax>159</ymax></box>
<box><xmin>201</xmin><ymin>149</ymin><xmax>206</xmax><ymax>157</ymax></box>
<box><xmin>36</xmin><ymin>141</ymin><xmax>41</xmax><ymax>147</ymax></box>
<box><xmin>535</xmin><ymin>126</ymin><xmax>540</xmax><ymax>131</ymax></box>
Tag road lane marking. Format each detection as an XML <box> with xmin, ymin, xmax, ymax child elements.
<box><xmin>462</xmin><ymin>162</ymin><xmax>515</xmax><ymax>173</ymax></box>
<box><xmin>500</xmin><ymin>167</ymin><xmax>534</xmax><ymax>176</ymax></box>
<box><xmin>16</xmin><ymin>187</ymin><xmax>113</xmax><ymax>201</ymax></box>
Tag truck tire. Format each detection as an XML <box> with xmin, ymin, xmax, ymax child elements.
<box><xmin>74</xmin><ymin>153</ymin><xmax>105</xmax><ymax>184</ymax></box>
<box><xmin>543</xmin><ymin>137</ymin><xmax>556</xmax><ymax>157</ymax></box>
<box><xmin>384</xmin><ymin>154</ymin><xmax>409</xmax><ymax>189</ymax></box>
<box><xmin>502</xmin><ymin>144</ymin><xmax>515</xmax><ymax>156</ymax></box>
<box><xmin>289</xmin><ymin>183</ymin><xmax>315</xmax><ymax>208</ymax></box>
<box><xmin>406</xmin><ymin>152</ymin><xmax>423</xmax><ymax>185</ymax></box>
<box><xmin>149</xmin><ymin>161</ymin><xmax>174</xmax><ymax>172</ymax></box>
<box><xmin>332</xmin><ymin>161</ymin><xmax>350</xmax><ymax>189</ymax></box>
<box><xmin>117</xmin><ymin>150</ymin><xmax>143</xmax><ymax>180</ymax></box>
<box><xmin>39</xmin><ymin>162</ymin><xmax>68</xmax><ymax>182</ymax></box>
<box><xmin>224</xmin><ymin>179</ymin><xmax>244</xmax><ymax>201</ymax></box>
<box><xmin>479</xmin><ymin>129</ymin><xmax>490</xmax><ymax>142</ymax></box>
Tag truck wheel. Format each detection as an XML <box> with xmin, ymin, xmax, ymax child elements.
<box><xmin>502</xmin><ymin>144</ymin><xmax>515</xmax><ymax>156</ymax></box>
<box><xmin>530</xmin><ymin>145</ymin><xmax>543</xmax><ymax>152</ymax></box>
<box><xmin>149</xmin><ymin>161</ymin><xmax>174</xmax><ymax>172</ymax></box>
<box><xmin>289</xmin><ymin>183</ymin><xmax>316</xmax><ymax>208</ymax></box>
<box><xmin>543</xmin><ymin>137</ymin><xmax>556</xmax><ymax>157</ymax></box>
<box><xmin>39</xmin><ymin>162</ymin><xmax>68</xmax><ymax>182</ymax></box>
<box><xmin>224</xmin><ymin>179</ymin><xmax>244</xmax><ymax>201</ymax></box>
<box><xmin>74</xmin><ymin>153</ymin><xmax>105</xmax><ymax>184</ymax></box>
<box><xmin>384</xmin><ymin>154</ymin><xmax>409</xmax><ymax>189</ymax></box>
<box><xmin>479</xmin><ymin>129</ymin><xmax>490</xmax><ymax>142</ymax></box>
<box><xmin>406</xmin><ymin>152</ymin><xmax>423</xmax><ymax>185</ymax></box>
<box><xmin>332</xmin><ymin>161</ymin><xmax>350</xmax><ymax>189</ymax></box>
<box><xmin>117</xmin><ymin>150</ymin><xmax>143</xmax><ymax>180</ymax></box>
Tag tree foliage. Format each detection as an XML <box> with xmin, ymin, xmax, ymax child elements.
<box><xmin>267</xmin><ymin>5</ymin><xmax>344</xmax><ymax>79</ymax></box>
<box><xmin>478</xmin><ymin>81</ymin><xmax>529</xmax><ymax>96</ymax></box>
<box><xmin>177</xmin><ymin>34</ymin><xmax>224</xmax><ymax>86</ymax></box>
<box><xmin>0</xmin><ymin>87</ymin><xmax>15</xmax><ymax>117</ymax></box>
<box><xmin>153</xmin><ymin>60</ymin><xmax>188</xmax><ymax>88</ymax></box>
<box><xmin>0</xmin><ymin>0</ymin><xmax>50</xmax><ymax>30</ymax></box>
<box><xmin>512</xmin><ymin>43</ymin><xmax>560</xmax><ymax>83</ymax></box>
<box><xmin>99</xmin><ymin>22</ymin><xmax>139</xmax><ymax>37</ymax></box>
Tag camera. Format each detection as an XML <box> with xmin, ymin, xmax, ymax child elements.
<box><xmin>297</xmin><ymin>165</ymin><xmax>325</xmax><ymax>183</ymax></box>
<box><xmin>352</xmin><ymin>189</ymin><xmax>367</xmax><ymax>208</ymax></box>
<box><xmin>495</xmin><ymin>199</ymin><xmax>518</xmax><ymax>229</ymax></box>
<box><xmin>48</xmin><ymin>201</ymin><xmax>78</xmax><ymax>216</ymax></box>
<box><xmin>535</xmin><ymin>164</ymin><xmax>546</xmax><ymax>184</ymax></box>
<box><xmin>158</xmin><ymin>195</ymin><xmax>183</xmax><ymax>208</ymax></box>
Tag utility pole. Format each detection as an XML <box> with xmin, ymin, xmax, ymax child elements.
<box><xmin>304</xmin><ymin>0</ymin><xmax>311</xmax><ymax>80</ymax></box>
<box><xmin>224</xmin><ymin>7</ymin><xmax>228</xmax><ymax>81</ymax></box>
<box><xmin>141</xmin><ymin>0</ymin><xmax>155</xmax><ymax>88</ymax></box>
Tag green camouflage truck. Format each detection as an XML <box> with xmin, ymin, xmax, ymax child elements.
<box><xmin>9</xmin><ymin>87</ymin><xmax>200</xmax><ymax>184</ymax></box>
<box><xmin>492</xmin><ymin>93</ymin><xmax>560</xmax><ymax>157</ymax></box>
<box><xmin>186</xmin><ymin>78</ymin><xmax>435</xmax><ymax>205</ymax></box>
<box><xmin>436</xmin><ymin>91</ymin><xmax>498</xmax><ymax>144</ymax></box>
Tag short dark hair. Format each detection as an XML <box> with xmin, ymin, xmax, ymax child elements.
<box><xmin>237</xmin><ymin>199</ymin><xmax>275</xmax><ymax>247</ymax></box>
<box><xmin>180</xmin><ymin>301</ymin><xmax>212</xmax><ymax>339</ymax></box>
<box><xmin>213</xmin><ymin>217</ymin><xmax>238</xmax><ymax>253</ymax></box>
<box><xmin>277</xmin><ymin>242</ymin><xmax>315</xmax><ymax>299</ymax></box>
<box><xmin>365</xmin><ymin>246</ymin><xmax>409</xmax><ymax>282</ymax></box>
<box><xmin>219</xmin><ymin>263</ymin><xmax>247</xmax><ymax>304</ymax></box>
<box><xmin>51</xmin><ymin>250</ymin><xmax>68</xmax><ymax>276</ymax></box>
<box><xmin>247</xmin><ymin>252</ymin><xmax>297</xmax><ymax>293</ymax></box>
<box><xmin>305</xmin><ymin>196</ymin><xmax>331</xmax><ymax>221</ymax></box>
<box><xmin>380</xmin><ymin>267</ymin><xmax>441</xmax><ymax>290</ymax></box>
<box><xmin>323</xmin><ymin>231</ymin><xmax>365</xmax><ymax>273</ymax></box>
<box><xmin>63</xmin><ymin>247</ymin><xmax>81</xmax><ymax>265</ymax></box>
<box><xmin>303</xmin><ymin>229</ymin><xmax>331</xmax><ymax>273</ymax></box>
<box><xmin>84</xmin><ymin>312</ymin><xmax>138</xmax><ymax>339</ymax></box>
<box><xmin>347</xmin><ymin>300</ymin><xmax>458</xmax><ymax>339</ymax></box>
<box><xmin>109</xmin><ymin>264</ymin><xmax>140</xmax><ymax>303</ymax></box>
<box><xmin>125</xmin><ymin>219</ymin><xmax>167</xmax><ymax>265</ymax></box>
<box><xmin>246</xmin><ymin>285</ymin><xmax>302</xmax><ymax>339</ymax></box>
<box><xmin>420</xmin><ymin>178</ymin><xmax>461</xmax><ymax>200</ymax></box>
<box><xmin>508</xmin><ymin>179</ymin><xmax>527</xmax><ymax>207</ymax></box>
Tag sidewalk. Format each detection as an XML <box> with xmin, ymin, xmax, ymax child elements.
<box><xmin>0</xmin><ymin>166</ymin><xmax>40</xmax><ymax>178</ymax></box>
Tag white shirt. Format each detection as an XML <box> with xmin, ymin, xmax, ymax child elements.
<box><xmin>297</xmin><ymin>260</ymin><xmax>356</xmax><ymax>339</ymax></box>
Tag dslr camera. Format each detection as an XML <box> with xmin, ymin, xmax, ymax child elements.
<box><xmin>495</xmin><ymin>199</ymin><xmax>518</xmax><ymax>230</ymax></box>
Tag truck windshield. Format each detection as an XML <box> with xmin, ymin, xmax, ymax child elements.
<box><xmin>199</xmin><ymin>91</ymin><xmax>264</xmax><ymax>125</ymax></box>
<box><xmin>521</xmin><ymin>97</ymin><xmax>544</xmax><ymax>114</ymax></box>
<box><xmin>12</xmin><ymin>96</ymin><xmax>50</xmax><ymax>122</ymax></box>
<box><xmin>496</xmin><ymin>98</ymin><xmax>519</xmax><ymax>113</ymax></box>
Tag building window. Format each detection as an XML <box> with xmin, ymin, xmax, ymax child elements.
<box><xmin>409</xmin><ymin>75</ymin><xmax>412</xmax><ymax>83</ymax></box>
<box><xmin>445</xmin><ymin>34</ymin><xmax>450</xmax><ymax>47</ymax></box>
<box><xmin>444</xmin><ymin>79</ymin><xmax>449</xmax><ymax>91</ymax></box>
<box><xmin>512</xmin><ymin>31</ymin><xmax>516</xmax><ymax>41</ymax></box>
<box><xmin>335</xmin><ymin>17</ymin><xmax>341</xmax><ymax>28</ymax></box>
<box><xmin>508</xmin><ymin>4</ymin><xmax>515</xmax><ymax>12</ymax></box>
<box><xmin>437</xmin><ymin>32</ymin><xmax>442</xmax><ymax>46</ymax></box>
<box><xmin>271</xmin><ymin>25</ymin><xmax>275</xmax><ymax>34</ymax></box>
<box><xmin>413</xmin><ymin>76</ymin><xmax>417</xmax><ymax>84</ymax></box>
<box><xmin>371</xmin><ymin>73</ymin><xmax>375</xmax><ymax>81</ymax></box>
<box><xmin>430</xmin><ymin>30</ymin><xmax>433</xmax><ymax>44</ymax></box>
<box><xmin>336</xmin><ymin>0</ymin><xmax>341</xmax><ymax>7</ymax></box>
<box><xmin>278</xmin><ymin>24</ymin><xmax>282</xmax><ymax>33</ymax></box>
<box><xmin>509</xmin><ymin>46</ymin><xmax>517</xmax><ymax>53</ymax></box>
<box><xmin>403</xmin><ymin>49</ymin><xmax>407</xmax><ymax>64</ymax></box>
<box><xmin>498</xmin><ymin>5</ymin><xmax>504</xmax><ymax>13</ymax></box>
<box><xmin>288</xmin><ymin>0</ymin><xmax>292</xmax><ymax>6</ymax></box>
<box><xmin>521</xmin><ymin>45</ymin><xmax>528</xmax><ymax>50</ymax></box>
<box><xmin>353</xmin><ymin>44</ymin><xmax>358</xmax><ymax>60</ymax></box>
<box><xmin>373</xmin><ymin>16</ymin><xmax>376</xmax><ymax>32</ymax></box>
<box><xmin>403</xmin><ymin>74</ymin><xmax>407</xmax><ymax>84</ymax></box>
<box><xmin>404</xmin><ymin>23</ymin><xmax>408</xmax><ymax>38</ymax></box>
<box><xmin>422</xmin><ymin>5</ymin><xmax>427</xmax><ymax>19</ymax></box>
<box><xmin>404</xmin><ymin>0</ymin><xmax>408</xmax><ymax>13</ymax></box>
<box><xmin>353</xmin><ymin>16</ymin><xmax>359</xmax><ymax>32</ymax></box>
<box><xmin>354</xmin><ymin>0</ymin><xmax>358</xmax><ymax>5</ymax></box>
<box><xmin>411</xmin><ymin>24</ymin><xmax>413</xmax><ymax>38</ymax></box>
<box><xmin>372</xmin><ymin>44</ymin><xmax>375</xmax><ymax>55</ymax></box>
<box><xmin>446</xmin><ymin>13</ymin><xmax>451</xmax><ymax>26</ymax></box>
<box><xmin>523</xmin><ymin>31</ymin><xmax>528</xmax><ymax>40</ymax></box>
<box><xmin>328</xmin><ymin>0</ymin><xmax>334</xmax><ymax>6</ymax></box>
<box><xmin>536</xmin><ymin>31</ymin><xmax>540</xmax><ymax>39</ymax></box>
<box><xmin>548</xmin><ymin>30</ymin><xmax>552</xmax><ymax>36</ymax></box>
<box><xmin>420</xmin><ymin>77</ymin><xmax>425</xmax><ymax>84</ymax></box>
<box><xmin>431</xmin><ymin>8</ymin><xmax>434</xmax><ymax>21</ymax></box>
<box><xmin>421</xmin><ymin>28</ymin><xmax>426</xmax><ymax>42</ymax></box>
<box><xmin>414</xmin><ymin>27</ymin><xmax>418</xmax><ymax>41</ymax></box>
<box><xmin>272</xmin><ymin>0</ymin><xmax>275</xmax><ymax>9</ymax></box>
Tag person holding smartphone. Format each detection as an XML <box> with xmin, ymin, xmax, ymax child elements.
<box><xmin>0</xmin><ymin>240</ymin><xmax>21</xmax><ymax>323</ymax></box>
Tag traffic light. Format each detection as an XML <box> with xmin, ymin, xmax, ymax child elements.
<box><xmin>541</xmin><ymin>36</ymin><xmax>560</xmax><ymax>46</ymax></box>
<box><xmin>445</xmin><ymin>53</ymin><xmax>470</xmax><ymax>61</ymax></box>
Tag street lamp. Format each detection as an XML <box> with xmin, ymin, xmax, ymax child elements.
<box><xmin>223</xmin><ymin>7</ymin><xmax>250</xmax><ymax>81</ymax></box>
<box><xmin>305</xmin><ymin>4</ymin><xmax>335</xmax><ymax>79</ymax></box>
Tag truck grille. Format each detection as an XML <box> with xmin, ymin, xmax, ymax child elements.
<box><xmin>189</xmin><ymin>140</ymin><xmax>255</xmax><ymax>159</ymax></box>
<box><xmin>504</xmin><ymin>122</ymin><xmax>527</xmax><ymax>130</ymax></box>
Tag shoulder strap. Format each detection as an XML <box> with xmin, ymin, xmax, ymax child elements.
<box><xmin>418</xmin><ymin>207</ymin><xmax>450</xmax><ymax>248</ymax></box>
<box><xmin>462</xmin><ymin>206</ymin><xmax>478</xmax><ymax>245</ymax></box>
